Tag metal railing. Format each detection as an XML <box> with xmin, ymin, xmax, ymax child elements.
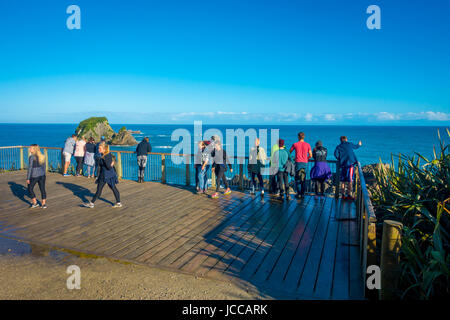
<box><xmin>1</xmin><ymin>145</ymin><xmax>343</xmax><ymax>193</ymax></box>
<box><xmin>355</xmin><ymin>161</ymin><xmax>377</xmax><ymax>297</ymax></box>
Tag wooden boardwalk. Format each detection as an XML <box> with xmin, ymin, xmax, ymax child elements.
<box><xmin>0</xmin><ymin>171</ymin><xmax>364</xmax><ymax>299</ymax></box>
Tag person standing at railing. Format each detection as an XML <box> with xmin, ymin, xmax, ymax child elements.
<box><xmin>83</xmin><ymin>142</ymin><xmax>122</xmax><ymax>208</ymax></box>
<box><xmin>135</xmin><ymin>137</ymin><xmax>152</xmax><ymax>183</ymax></box>
<box><xmin>74</xmin><ymin>136</ymin><xmax>86</xmax><ymax>177</ymax></box>
<box><xmin>211</xmin><ymin>141</ymin><xmax>233</xmax><ymax>199</ymax></box>
<box><xmin>269</xmin><ymin>142</ymin><xmax>279</xmax><ymax>195</ymax></box>
<box><xmin>84</xmin><ymin>137</ymin><xmax>96</xmax><ymax>178</ymax></box>
<box><xmin>62</xmin><ymin>134</ymin><xmax>77</xmax><ymax>176</ymax></box>
<box><xmin>289</xmin><ymin>132</ymin><xmax>312</xmax><ymax>199</ymax></box>
<box><xmin>197</xmin><ymin>141</ymin><xmax>211</xmax><ymax>194</ymax></box>
<box><xmin>310</xmin><ymin>141</ymin><xmax>332</xmax><ymax>199</ymax></box>
<box><xmin>27</xmin><ymin>144</ymin><xmax>47</xmax><ymax>209</ymax></box>
<box><xmin>273</xmin><ymin>139</ymin><xmax>292</xmax><ymax>201</ymax></box>
<box><xmin>194</xmin><ymin>140</ymin><xmax>205</xmax><ymax>192</ymax></box>
<box><xmin>334</xmin><ymin>136</ymin><xmax>362</xmax><ymax>201</ymax></box>
<box><xmin>248</xmin><ymin>138</ymin><xmax>268</xmax><ymax>196</ymax></box>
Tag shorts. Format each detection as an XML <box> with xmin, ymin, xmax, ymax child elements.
<box><xmin>340</xmin><ymin>165</ymin><xmax>354</xmax><ymax>182</ymax></box>
<box><xmin>63</xmin><ymin>152</ymin><xmax>72</xmax><ymax>163</ymax></box>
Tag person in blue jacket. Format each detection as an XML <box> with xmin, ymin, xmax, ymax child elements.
<box><xmin>334</xmin><ymin>136</ymin><xmax>362</xmax><ymax>200</ymax></box>
<box><xmin>135</xmin><ymin>137</ymin><xmax>152</xmax><ymax>183</ymax></box>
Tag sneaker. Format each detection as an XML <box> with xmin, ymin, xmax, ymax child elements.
<box><xmin>211</xmin><ymin>193</ymin><xmax>219</xmax><ymax>199</ymax></box>
<box><xmin>261</xmin><ymin>190</ymin><xmax>264</xmax><ymax>195</ymax></box>
<box><xmin>30</xmin><ymin>203</ymin><xmax>40</xmax><ymax>209</ymax></box>
<box><xmin>63</xmin><ymin>174</ymin><xmax>70</xmax><ymax>177</ymax></box>
<box><xmin>249</xmin><ymin>190</ymin><xmax>255</xmax><ymax>195</ymax></box>
<box><xmin>83</xmin><ymin>202</ymin><xmax>94</xmax><ymax>208</ymax></box>
<box><xmin>224</xmin><ymin>189</ymin><xmax>232</xmax><ymax>195</ymax></box>
<box><xmin>113</xmin><ymin>202</ymin><xmax>122</xmax><ymax>208</ymax></box>
<box><xmin>41</xmin><ymin>204</ymin><xmax>47</xmax><ymax>209</ymax></box>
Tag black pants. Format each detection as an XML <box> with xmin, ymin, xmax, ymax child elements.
<box><xmin>28</xmin><ymin>175</ymin><xmax>46</xmax><ymax>199</ymax></box>
<box><xmin>251</xmin><ymin>172</ymin><xmax>264</xmax><ymax>191</ymax></box>
<box><xmin>314</xmin><ymin>179</ymin><xmax>326</xmax><ymax>195</ymax></box>
<box><xmin>270</xmin><ymin>174</ymin><xmax>278</xmax><ymax>194</ymax></box>
<box><xmin>215</xmin><ymin>166</ymin><xmax>229</xmax><ymax>192</ymax></box>
<box><xmin>75</xmin><ymin>156</ymin><xmax>84</xmax><ymax>175</ymax></box>
<box><xmin>277</xmin><ymin>171</ymin><xmax>289</xmax><ymax>195</ymax></box>
<box><xmin>92</xmin><ymin>181</ymin><xmax>120</xmax><ymax>203</ymax></box>
<box><xmin>194</xmin><ymin>164</ymin><xmax>201</xmax><ymax>188</ymax></box>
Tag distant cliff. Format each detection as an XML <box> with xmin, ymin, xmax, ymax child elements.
<box><xmin>75</xmin><ymin>117</ymin><xmax>138</xmax><ymax>146</ymax></box>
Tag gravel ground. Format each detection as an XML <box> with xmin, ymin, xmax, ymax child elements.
<box><xmin>0</xmin><ymin>251</ymin><xmax>265</xmax><ymax>300</ymax></box>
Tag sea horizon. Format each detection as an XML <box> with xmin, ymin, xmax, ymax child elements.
<box><xmin>1</xmin><ymin>123</ymin><xmax>447</xmax><ymax>166</ymax></box>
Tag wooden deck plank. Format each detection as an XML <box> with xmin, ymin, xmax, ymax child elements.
<box><xmin>311</xmin><ymin>198</ymin><xmax>341</xmax><ymax>299</ymax></box>
<box><xmin>331</xmin><ymin>200</ymin><xmax>352</xmax><ymax>299</ymax></box>
<box><xmin>295</xmin><ymin>196</ymin><xmax>334</xmax><ymax>297</ymax></box>
<box><xmin>0</xmin><ymin>171</ymin><xmax>364</xmax><ymax>300</ymax></box>
<box><xmin>251</xmin><ymin>197</ymin><xmax>319</xmax><ymax>284</ymax></box>
<box><xmin>239</xmin><ymin>198</ymin><xmax>311</xmax><ymax>280</ymax></box>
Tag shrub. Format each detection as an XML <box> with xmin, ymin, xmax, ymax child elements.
<box><xmin>372</xmin><ymin>129</ymin><xmax>449</xmax><ymax>299</ymax></box>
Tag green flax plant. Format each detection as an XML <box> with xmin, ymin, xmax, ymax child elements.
<box><xmin>372</xmin><ymin>129</ymin><xmax>449</xmax><ymax>299</ymax></box>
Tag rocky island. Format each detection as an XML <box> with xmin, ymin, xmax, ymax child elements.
<box><xmin>75</xmin><ymin>117</ymin><xmax>138</xmax><ymax>146</ymax></box>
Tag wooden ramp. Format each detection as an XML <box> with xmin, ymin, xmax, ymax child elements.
<box><xmin>0</xmin><ymin>171</ymin><xmax>364</xmax><ymax>299</ymax></box>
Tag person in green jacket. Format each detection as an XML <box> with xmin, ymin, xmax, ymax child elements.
<box><xmin>269</xmin><ymin>142</ymin><xmax>279</xmax><ymax>194</ymax></box>
<box><xmin>272</xmin><ymin>139</ymin><xmax>291</xmax><ymax>201</ymax></box>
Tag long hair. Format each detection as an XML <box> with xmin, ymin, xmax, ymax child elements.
<box><xmin>29</xmin><ymin>144</ymin><xmax>45</xmax><ymax>165</ymax></box>
<box><xmin>99</xmin><ymin>142</ymin><xmax>110</xmax><ymax>158</ymax></box>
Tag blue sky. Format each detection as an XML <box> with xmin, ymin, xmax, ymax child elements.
<box><xmin>0</xmin><ymin>0</ymin><xmax>449</xmax><ymax>124</ymax></box>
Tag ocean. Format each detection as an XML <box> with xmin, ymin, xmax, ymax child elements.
<box><xmin>0</xmin><ymin>123</ymin><xmax>447</xmax><ymax>166</ymax></box>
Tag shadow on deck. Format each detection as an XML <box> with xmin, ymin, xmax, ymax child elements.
<box><xmin>0</xmin><ymin>171</ymin><xmax>364</xmax><ymax>299</ymax></box>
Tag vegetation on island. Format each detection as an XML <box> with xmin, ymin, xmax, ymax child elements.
<box><xmin>75</xmin><ymin>117</ymin><xmax>137</xmax><ymax>146</ymax></box>
<box><xmin>372</xmin><ymin>129</ymin><xmax>450</xmax><ymax>299</ymax></box>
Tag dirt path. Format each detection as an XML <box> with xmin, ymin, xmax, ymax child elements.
<box><xmin>0</xmin><ymin>237</ymin><xmax>265</xmax><ymax>300</ymax></box>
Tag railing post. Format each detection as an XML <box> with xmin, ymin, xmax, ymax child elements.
<box><xmin>380</xmin><ymin>220</ymin><xmax>402</xmax><ymax>300</ymax></box>
<box><xmin>334</xmin><ymin>163</ymin><xmax>340</xmax><ymax>198</ymax></box>
<box><xmin>44</xmin><ymin>148</ymin><xmax>49</xmax><ymax>172</ymax></box>
<box><xmin>60</xmin><ymin>148</ymin><xmax>64</xmax><ymax>173</ymax></box>
<box><xmin>185</xmin><ymin>155</ymin><xmax>190</xmax><ymax>186</ymax></box>
<box><xmin>239</xmin><ymin>160</ymin><xmax>244</xmax><ymax>191</ymax></box>
<box><xmin>161</xmin><ymin>154</ymin><xmax>166</xmax><ymax>184</ymax></box>
<box><xmin>20</xmin><ymin>147</ymin><xmax>24</xmax><ymax>170</ymax></box>
<box><xmin>116</xmin><ymin>151</ymin><xmax>122</xmax><ymax>179</ymax></box>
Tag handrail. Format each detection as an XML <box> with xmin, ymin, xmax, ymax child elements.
<box><xmin>1</xmin><ymin>145</ymin><xmax>340</xmax><ymax>193</ymax></box>
<box><xmin>355</xmin><ymin>161</ymin><xmax>377</xmax><ymax>298</ymax></box>
<box><xmin>0</xmin><ymin>145</ymin><xmax>339</xmax><ymax>163</ymax></box>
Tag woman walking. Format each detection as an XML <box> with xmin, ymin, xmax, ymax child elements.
<box><xmin>248</xmin><ymin>138</ymin><xmax>268</xmax><ymax>195</ymax></box>
<box><xmin>310</xmin><ymin>141</ymin><xmax>332</xmax><ymax>199</ymax></box>
<box><xmin>27</xmin><ymin>144</ymin><xmax>47</xmax><ymax>209</ymax></box>
<box><xmin>84</xmin><ymin>137</ymin><xmax>96</xmax><ymax>178</ymax></box>
<box><xmin>83</xmin><ymin>142</ymin><xmax>122</xmax><ymax>208</ymax></box>
<box><xmin>74</xmin><ymin>136</ymin><xmax>86</xmax><ymax>176</ymax></box>
<box><xmin>211</xmin><ymin>141</ymin><xmax>233</xmax><ymax>199</ymax></box>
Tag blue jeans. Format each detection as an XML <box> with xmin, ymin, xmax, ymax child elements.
<box><xmin>198</xmin><ymin>165</ymin><xmax>210</xmax><ymax>191</ymax></box>
<box><xmin>295</xmin><ymin>162</ymin><xmax>307</xmax><ymax>196</ymax></box>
